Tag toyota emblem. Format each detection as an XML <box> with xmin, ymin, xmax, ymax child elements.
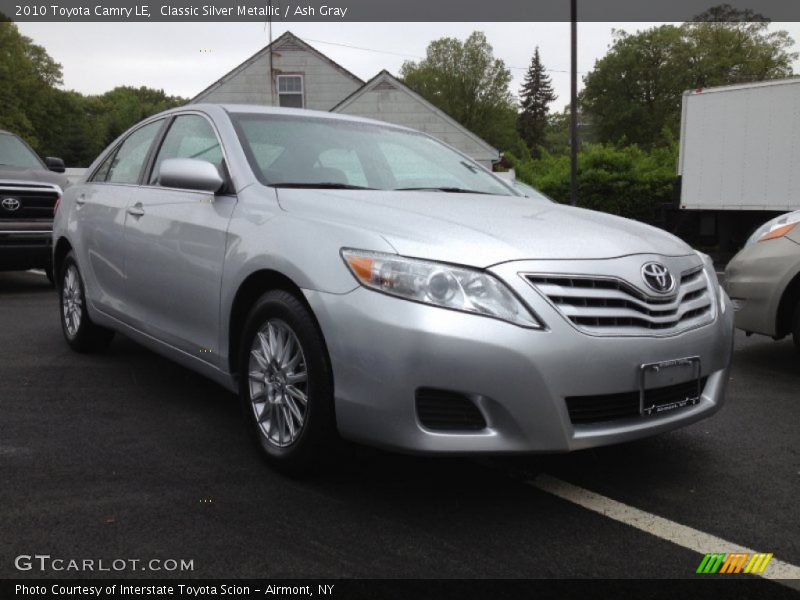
<box><xmin>641</xmin><ymin>262</ymin><xmax>675</xmax><ymax>294</ymax></box>
<box><xmin>1</xmin><ymin>197</ymin><xmax>21</xmax><ymax>212</ymax></box>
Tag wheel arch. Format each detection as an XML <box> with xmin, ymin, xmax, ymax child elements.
<box><xmin>53</xmin><ymin>237</ymin><xmax>73</xmax><ymax>280</ymax></box>
<box><xmin>227</xmin><ymin>269</ymin><xmax>329</xmax><ymax>379</ymax></box>
<box><xmin>775</xmin><ymin>270</ymin><xmax>800</xmax><ymax>338</ymax></box>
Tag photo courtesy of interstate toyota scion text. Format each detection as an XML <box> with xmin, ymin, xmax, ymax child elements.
<box><xmin>52</xmin><ymin>105</ymin><xmax>734</xmax><ymax>473</ymax></box>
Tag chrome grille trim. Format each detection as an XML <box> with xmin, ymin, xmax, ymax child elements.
<box><xmin>0</xmin><ymin>182</ymin><xmax>61</xmax><ymax>220</ymax></box>
<box><xmin>524</xmin><ymin>266</ymin><xmax>714</xmax><ymax>336</ymax></box>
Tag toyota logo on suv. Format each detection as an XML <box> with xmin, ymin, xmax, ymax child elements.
<box><xmin>1</xmin><ymin>197</ymin><xmax>21</xmax><ymax>212</ymax></box>
<box><xmin>641</xmin><ymin>262</ymin><xmax>675</xmax><ymax>294</ymax></box>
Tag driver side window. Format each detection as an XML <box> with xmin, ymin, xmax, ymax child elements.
<box><xmin>150</xmin><ymin>115</ymin><xmax>224</xmax><ymax>186</ymax></box>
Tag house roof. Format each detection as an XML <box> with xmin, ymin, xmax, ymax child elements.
<box><xmin>331</xmin><ymin>70</ymin><xmax>499</xmax><ymax>160</ymax></box>
<box><xmin>191</xmin><ymin>31</ymin><xmax>364</xmax><ymax>102</ymax></box>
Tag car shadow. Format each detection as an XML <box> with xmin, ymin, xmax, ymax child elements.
<box><xmin>0</xmin><ymin>271</ymin><xmax>53</xmax><ymax>295</ymax></box>
<box><xmin>99</xmin><ymin>331</ymin><xmax>719</xmax><ymax>493</ymax></box>
<box><xmin>23</xmin><ymin>297</ymin><xmax>772</xmax><ymax>498</ymax></box>
<box><xmin>733</xmin><ymin>335</ymin><xmax>799</xmax><ymax>379</ymax></box>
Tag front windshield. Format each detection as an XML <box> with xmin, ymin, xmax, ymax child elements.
<box><xmin>231</xmin><ymin>113</ymin><xmax>514</xmax><ymax>196</ymax></box>
<box><xmin>0</xmin><ymin>133</ymin><xmax>45</xmax><ymax>170</ymax></box>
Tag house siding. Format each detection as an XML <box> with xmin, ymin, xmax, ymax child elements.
<box><xmin>194</xmin><ymin>44</ymin><xmax>362</xmax><ymax>110</ymax></box>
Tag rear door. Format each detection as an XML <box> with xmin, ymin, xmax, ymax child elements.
<box><xmin>74</xmin><ymin>119</ymin><xmax>165</xmax><ymax>320</ymax></box>
<box><xmin>123</xmin><ymin>113</ymin><xmax>235</xmax><ymax>367</ymax></box>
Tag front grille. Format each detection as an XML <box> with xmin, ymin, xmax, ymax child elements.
<box><xmin>565</xmin><ymin>377</ymin><xmax>707</xmax><ymax>424</ymax></box>
<box><xmin>526</xmin><ymin>267</ymin><xmax>713</xmax><ymax>335</ymax></box>
<box><xmin>415</xmin><ymin>388</ymin><xmax>487</xmax><ymax>431</ymax></box>
<box><xmin>0</xmin><ymin>184</ymin><xmax>60</xmax><ymax>220</ymax></box>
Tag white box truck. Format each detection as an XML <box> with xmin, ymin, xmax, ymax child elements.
<box><xmin>677</xmin><ymin>78</ymin><xmax>800</xmax><ymax>254</ymax></box>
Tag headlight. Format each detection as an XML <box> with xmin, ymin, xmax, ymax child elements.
<box><xmin>746</xmin><ymin>210</ymin><xmax>800</xmax><ymax>246</ymax></box>
<box><xmin>341</xmin><ymin>249</ymin><xmax>543</xmax><ymax>328</ymax></box>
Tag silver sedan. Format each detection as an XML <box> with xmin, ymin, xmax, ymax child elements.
<box><xmin>725</xmin><ymin>210</ymin><xmax>800</xmax><ymax>351</ymax></box>
<box><xmin>53</xmin><ymin>105</ymin><xmax>734</xmax><ymax>473</ymax></box>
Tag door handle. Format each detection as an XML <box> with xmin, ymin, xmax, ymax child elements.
<box><xmin>127</xmin><ymin>203</ymin><xmax>145</xmax><ymax>217</ymax></box>
<box><xmin>75</xmin><ymin>195</ymin><xmax>86</xmax><ymax>207</ymax></box>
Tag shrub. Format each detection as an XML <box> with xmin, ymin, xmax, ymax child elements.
<box><xmin>509</xmin><ymin>142</ymin><xmax>678</xmax><ymax>225</ymax></box>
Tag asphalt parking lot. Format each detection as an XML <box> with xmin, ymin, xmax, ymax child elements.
<box><xmin>1</xmin><ymin>270</ymin><xmax>798</xmax><ymax>588</ymax></box>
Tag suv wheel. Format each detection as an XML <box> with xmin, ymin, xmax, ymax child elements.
<box><xmin>59</xmin><ymin>252</ymin><xmax>114</xmax><ymax>352</ymax></box>
<box><xmin>793</xmin><ymin>300</ymin><xmax>800</xmax><ymax>354</ymax></box>
<box><xmin>239</xmin><ymin>290</ymin><xmax>334</xmax><ymax>475</ymax></box>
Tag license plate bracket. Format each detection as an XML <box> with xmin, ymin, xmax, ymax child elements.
<box><xmin>639</xmin><ymin>357</ymin><xmax>702</xmax><ymax>416</ymax></box>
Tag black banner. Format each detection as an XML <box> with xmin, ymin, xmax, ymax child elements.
<box><xmin>2</xmin><ymin>579</ymin><xmax>799</xmax><ymax>600</ymax></box>
<box><xmin>3</xmin><ymin>0</ymin><xmax>800</xmax><ymax>23</ymax></box>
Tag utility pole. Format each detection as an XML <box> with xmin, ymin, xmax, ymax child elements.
<box><xmin>268</xmin><ymin>1</ymin><xmax>275</xmax><ymax>105</ymax></box>
<box><xmin>570</xmin><ymin>0</ymin><xmax>578</xmax><ymax>206</ymax></box>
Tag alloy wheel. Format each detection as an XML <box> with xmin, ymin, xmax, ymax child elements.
<box><xmin>247</xmin><ymin>319</ymin><xmax>309</xmax><ymax>447</ymax></box>
<box><xmin>62</xmin><ymin>264</ymin><xmax>83</xmax><ymax>337</ymax></box>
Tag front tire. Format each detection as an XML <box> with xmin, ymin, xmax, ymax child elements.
<box><xmin>238</xmin><ymin>290</ymin><xmax>334</xmax><ymax>475</ymax></box>
<box><xmin>59</xmin><ymin>252</ymin><xmax>114</xmax><ymax>353</ymax></box>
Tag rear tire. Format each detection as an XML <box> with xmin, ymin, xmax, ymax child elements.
<box><xmin>59</xmin><ymin>251</ymin><xmax>114</xmax><ymax>353</ymax></box>
<box><xmin>238</xmin><ymin>289</ymin><xmax>334</xmax><ymax>475</ymax></box>
<box><xmin>792</xmin><ymin>300</ymin><xmax>800</xmax><ymax>354</ymax></box>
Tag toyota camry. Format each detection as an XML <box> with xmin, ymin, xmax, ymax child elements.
<box><xmin>52</xmin><ymin>105</ymin><xmax>734</xmax><ymax>473</ymax></box>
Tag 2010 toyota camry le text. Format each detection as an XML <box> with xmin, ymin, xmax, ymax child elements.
<box><xmin>52</xmin><ymin>105</ymin><xmax>734</xmax><ymax>473</ymax></box>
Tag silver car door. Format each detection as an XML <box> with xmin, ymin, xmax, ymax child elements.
<box><xmin>76</xmin><ymin>119</ymin><xmax>165</xmax><ymax>321</ymax></box>
<box><xmin>123</xmin><ymin>114</ymin><xmax>235</xmax><ymax>367</ymax></box>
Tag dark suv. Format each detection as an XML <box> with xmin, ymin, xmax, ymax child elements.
<box><xmin>0</xmin><ymin>130</ymin><xmax>70</xmax><ymax>279</ymax></box>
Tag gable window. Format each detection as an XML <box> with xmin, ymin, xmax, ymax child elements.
<box><xmin>277</xmin><ymin>75</ymin><xmax>304</xmax><ymax>108</ymax></box>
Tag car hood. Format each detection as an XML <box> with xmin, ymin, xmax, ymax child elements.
<box><xmin>0</xmin><ymin>165</ymin><xmax>69</xmax><ymax>188</ymax></box>
<box><xmin>276</xmin><ymin>189</ymin><xmax>693</xmax><ymax>267</ymax></box>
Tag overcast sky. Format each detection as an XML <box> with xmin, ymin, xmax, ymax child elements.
<box><xmin>15</xmin><ymin>21</ymin><xmax>800</xmax><ymax>109</ymax></box>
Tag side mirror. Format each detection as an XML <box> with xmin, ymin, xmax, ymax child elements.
<box><xmin>158</xmin><ymin>158</ymin><xmax>224</xmax><ymax>193</ymax></box>
<box><xmin>45</xmin><ymin>157</ymin><xmax>66</xmax><ymax>173</ymax></box>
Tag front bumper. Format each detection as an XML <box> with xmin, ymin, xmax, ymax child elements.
<box><xmin>725</xmin><ymin>237</ymin><xmax>800</xmax><ymax>337</ymax></box>
<box><xmin>305</xmin><ymin>262</ymin><xmax>734</xmax><ymax>454</ymax></box>
<box><xmin>0</xmin><ymin>223</ymin><xmax>52</xmax><ymax>271</ymax></box>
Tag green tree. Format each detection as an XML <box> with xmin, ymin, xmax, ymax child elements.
<box><xmin>582</xmin><ymin>9</ymin><xmax>797</xmax><ymax>146</ymax></box>
<box><xmin>0</xmin><ymin>18</ymin><xmax>63</xmax><ymax>147</ymax></box>
<box><xmin>517</xmin><ymin>47</ymin><xmax>557</xmax><ymax>157</ymax></box>
<box><xmin>400</xmin><ymin>31</ymin><xmax>521</xmax><ymax>152</ymax></box>
<box><xmin>93</xmin><ymin>86</ymin><xmax>186</xmax><ymax>149</ymax></box>
<box><xmin>681</xmin><ymin>10</ymin><xmax>796</xmax><ymax>89</ymax></box>
<box><xmin>0</xmin><ymin>19</ymin><xmax>186</xmax><ymax>166</ymax></box>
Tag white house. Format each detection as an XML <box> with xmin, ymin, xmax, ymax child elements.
<box><xmin>192</xmin><ymin>32</ymin><xmax>499</xmax><ymax>168</ymax></box>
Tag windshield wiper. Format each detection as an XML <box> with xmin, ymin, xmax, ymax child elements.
<box><xmin>271</xmin><ymin>182</ymin><xmax>375</xmax><ymax>190</ymax></box>
<box><xmin>394</xmin><ymin>186</ymin><xmax>491</xmax><ymax>195</ymax></box>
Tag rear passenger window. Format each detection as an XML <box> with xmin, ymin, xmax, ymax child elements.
<box><xmin>106</xmin><ymin>120</ymin><xmax>164</xmax><ymax>184</ymax></box>
<box><xmin>150</xmin><ymin>115</ymin><xmax>223</xmax><ymax>185</ymax></box>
